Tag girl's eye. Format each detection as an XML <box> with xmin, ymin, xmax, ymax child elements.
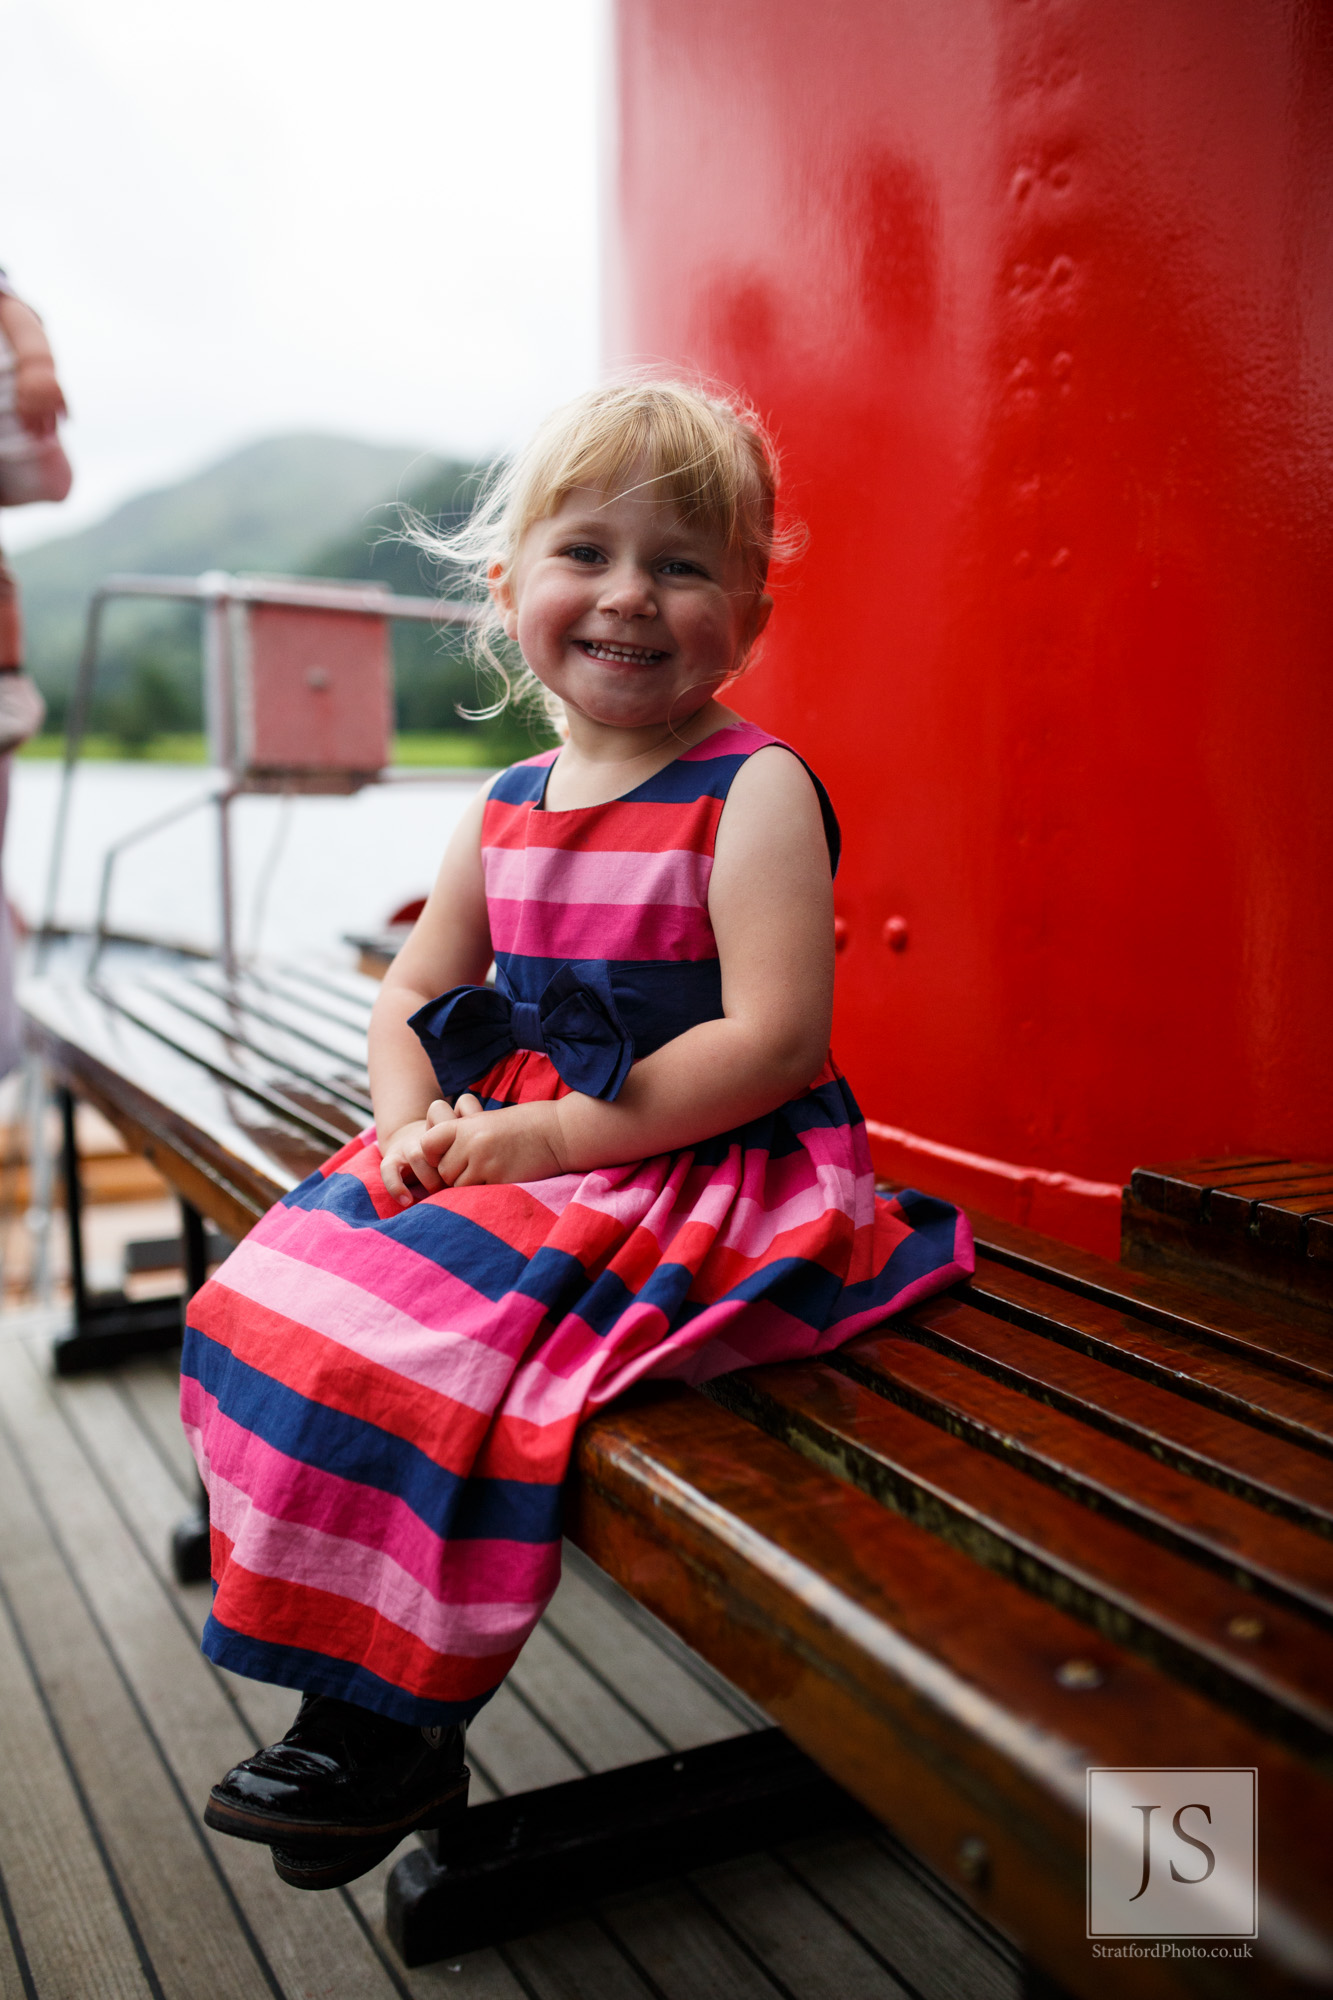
<box><xmin>660</xmin><ymin>558</ymin><xmax>705</xmax><ymax>578</ymax></box>
<box><xmin>564</xmin><ymin>543</ymin><xmax>604</xmax><ymax>565</ymax></box>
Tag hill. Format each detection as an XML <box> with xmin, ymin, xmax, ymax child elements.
<box><xmin>12</xmin><ymin>433</ymin><xmax>447</xmax><ymax>715</ymax></box>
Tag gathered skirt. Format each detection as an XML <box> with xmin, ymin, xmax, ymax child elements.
<box><xmin>181</xmin><ymin>1052</ymin><xmax>973</xmax><ymax>1722</ymax></box>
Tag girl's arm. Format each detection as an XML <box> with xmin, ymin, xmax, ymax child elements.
<box><xmin>0</xmin><ymin>295</ymin><xmax>67</xmax><ymax>436</ymax></box>
<box><xmin>369</xmin><ymin>779</ymin><xmax>494</xmax><ymax>1200</ymax></box>
<box><xmin>426</xmin><ymin>747</ymin><xmax>835</xmax><ymax>1188</ymax></box>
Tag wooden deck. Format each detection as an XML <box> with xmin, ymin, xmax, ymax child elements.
<box><xmin>0</xmin><ymin>1311</ymin><xmax>1024</xmax><ymax>2000</ymax></box>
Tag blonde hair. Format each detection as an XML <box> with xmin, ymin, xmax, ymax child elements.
<box><xmin>406</xmin><ymin>375</ymin><xmax>800</xmax><ymax>726</ymax></box>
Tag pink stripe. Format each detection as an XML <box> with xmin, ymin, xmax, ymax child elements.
<box><xmin>214</xmin><ymin>1238</ymin><xmax>531</xmax><ymax>1412</ymax></box>
<box><xmin>679</xmin><ymin>721</ymin><xmax>775</xmax><ymax>760</ymax></box>
<box><xmin>483</xmin><ymin>844</ymin><xmax>712</xmax><ymax>909</ymax></box>
<box><xmin>719</xmin><ymin>1171</ymin><xmax>860</xmax><ymax>1259</ymax></box>
<box><xmin>670</xmin><ymin>1296</ymin><xmax>822</xmax><ymax>1382</ymax></box>
<box><xmin>184</xmin><ymin>1383</ymin><xmax>552</xmax><ymax>1600</ymax></box>
<box><xmin>489</xmin><ymin>899</ymin><xmax>717</xmax><ymax>960</ymax></box>
<box><xmin>799</xmin><ymin>1122</ymin><xmax>875</xmax><ymax>1175</ymax></box>
<box><xmin>252</xmin><ymin>1201</ymin><xmax>550</xmax><ymax>1361</ymax></box>
<box><xmin>207</xmin><ymin>1468</ymin><xmax>542</xmax><ymax>1660</ymax></box>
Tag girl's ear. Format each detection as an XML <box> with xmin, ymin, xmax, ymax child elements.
<box><xmin>745</xmin><ymin>591</ymin><xmax>775</xmax><ymax>651</ymax></box>
<box><xmin>728</xmin><ymin>590</ymin><xmax>774</xmax><ymax>678</ymax></box>
<box><xmin>488</xmin><ymin>561</ymin><xmax>519</xmax><ymax>642</ymax></box>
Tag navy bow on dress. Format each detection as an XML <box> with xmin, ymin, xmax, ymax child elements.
<box><xmin>408</xmin><ymin>961</ymin><xmax>635</xmax><ymax>1102</ymax></box>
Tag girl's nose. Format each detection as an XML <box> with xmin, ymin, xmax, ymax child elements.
<box><xmin>597</xmin><ymin>561</ymin><xmax>657</xmax><ymax>619</ymax></box>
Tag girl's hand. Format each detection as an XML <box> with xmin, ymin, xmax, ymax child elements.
<box><xmin>378</xmin><ymin>1117</ymin><xmax>444</xmax><ymax>1207</ymax></box>
<box><xmin>422</xmin><ymin>1097</ymin><xmax>569</xmax><ymax>1188</ymax></box>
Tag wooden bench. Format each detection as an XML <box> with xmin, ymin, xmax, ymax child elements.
<box><xmin>1124</xmin><ymin>1154</ymin><xmax>1333</xmax><ymax>1330</ymax></box>
<box><xmin>21</xmin><ymin>959</ymin><xmax>1333</xmax><ymax>1999</ymax></box>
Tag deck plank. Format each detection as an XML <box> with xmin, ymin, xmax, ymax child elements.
<box><xmin>688</xmin><ymin>1851</ymin><xmax>916</xmax><ymax>2000</ymax></box>
<box><xmin>0</xmin><ymin>1913</ymin><xmax>33</xmax><ymax>2000</ymax></box>
<box><xmin>465</xmin><ymin>1683</ymin><xmax>585</xmax><ymax>1795</ymax></box>
<box><xmin>0</xmin><ymin>1452</ymin><xmax>155</xmax><ymax>2000</ymax></box>
<box><xmin>33</xmin><ymin>1356</ymin><xmax>303</xmax><ymax>1756</ymax></box>
<box><xmin>503</xmin><ymin>1918</ymin><xmax>661</xmax><ymax>1999</ymax></box>
<box><xmin>780</xmin><ymin>1831</ymin><xmax>1022</xmax><ymax>2000</ymax></box>
<box><xmin>0</xmin><ymin>1359</ymin><xmax>276</xmax><ymax>2000</ymax></box>
<box><xmin>0</xmin><ymin>1342</ymin><xmax>411</xmax><ymax>2000</ymax></box>
<box><xmin>341</xmin><ymin>1872</ymin><xmax>522</xmax><ymax>2000</ymax></box>
<box><xmin>598</xmin><ymin>1879</ymin><xmax>786</xmax><ymax>1999</ymax></box>
<box><xmin>541</xmin><ymin>1562</ymin><xmax>748</xmax><ymax>1749</ymax></box>
<box><xmin>113</xmin><ymin>1354</ymin><xmax>202</xmax><ymax>1499</ymax></box>
<box><xmin>505</xmin><ymin>1622</ymin><xmax>667</xmax><ymax>1769</ymax></box>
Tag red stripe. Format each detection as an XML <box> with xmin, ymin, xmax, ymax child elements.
<box><xmin>213</xmin><ymin>1555</ymin><xmax>519</xmax><ymax>1700</ymax></box>
<box><xmin>193</xmin><ymin>1286</ymin><xmax>530</xmax><ymax>1472</ymax></box>
<box><xmin>471</xmin><ymin>1407</ymin><xmax>582</xmax><ymax>1481</ymax></box>
<box><xmin>483</xmin><ymin>795</ymin><xmax>722</xmax><ymax>855</ymax></box>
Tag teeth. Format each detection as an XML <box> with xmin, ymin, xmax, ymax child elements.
<box><xmin>580</xmin><ymin>641</ymin><xmax>665</xmax><ymax>664</ymax></box>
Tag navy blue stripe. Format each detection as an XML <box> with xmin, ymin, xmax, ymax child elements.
<box><xmin>184</xmin><ymin>1330</ymin><xmax>561</xmax><ymax>1543</ymax></box>
<box><xmin>835</xmin><ymin>1191</ymin><xmax>965</xmax><ymax>1316</ymax></box>
<box><xmin>616</xmin><ymin>751</ymin><xmax>752</xmax><ymax>803</ymax></box>
<box><xmin>509</xmin><ymin>1243</ymin><xmax>591</xmax><ymax>1317</ymax></box>
<box><xmin>282</xmin><ymin>1163</ymin><xmax>381</xmax><ymax>1220</ymax></box>
<box><xmin>489</xmin><ymin>735</ymin><xmax>840</xmax><ymax>867</ymax></box>
<box><xmin>282</xmin><ymin>1177</ymin><xmax>535</xmax><ymax>1299</ymax></box>
<box><xmin>199</xmin><ymin>1618</ymin><xmax>504</xmax><ymax>1726</ymax></box>
<box><xmin>490</xmin><ymin>758</ymin><xmax>553</xmax><ymax>805</ymax></box>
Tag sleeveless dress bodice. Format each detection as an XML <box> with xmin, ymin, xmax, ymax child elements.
<box><xmin>181</xmin><ymin>721</ymin><xmax>972</xmax><ymax>1725</ymax></box>
<box><xmin>484</xmin><ymin>722</ymin><xmax>839</xmax><ymax>1062</ymax></box>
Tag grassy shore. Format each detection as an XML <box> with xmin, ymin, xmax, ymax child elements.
<box><xmin>18</xmin><ymin>732</ymin><xmax>500</xmax><ymax>768</ymax></box>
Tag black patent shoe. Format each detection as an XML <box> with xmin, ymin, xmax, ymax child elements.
<box><xmin>270</xmin><ymin>1831</ymin><xmax>401</xmax><ymax>1890</ymax></box>
<box><xmin>204</xmin><ymin>1694</ymin><xmax>468</xmax><ymax>1846</ymax></box>
<box><xmin>269</xmin><ymin>1761</ymin><xmax>470</xmax><ymax>1890</ymax></box>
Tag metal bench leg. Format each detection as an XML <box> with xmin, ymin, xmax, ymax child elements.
<box><xmin>51</xmin><ymin>1088</ymin><xmax>193</xmax><ymax>1375</ymax></box>
<box><xmin>171</xmin><ymin>1200</ymin><xmax>213</xmax><ymax>1583</ymax></box>
<box><xmin>387</xmin><ymin>1728</ymin><xmax>867</xmax><ymax>1966</ymax></box>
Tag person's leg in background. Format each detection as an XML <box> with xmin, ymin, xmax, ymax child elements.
<box><xmin>0</xmin><ymin>540</ymin><xmax>44</xmax><ymax>1075</ymax></box>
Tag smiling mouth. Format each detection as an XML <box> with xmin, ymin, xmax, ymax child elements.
<box><xmin>575</xmin><ymin>639</ymin><xmax>669</xmax><ymax>665</ymax></box>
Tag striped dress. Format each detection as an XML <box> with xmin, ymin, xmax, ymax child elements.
<box><xmin>181</xmin><ymin>721</ymin><xmax>973</xmax><ymax>1724</ymax></box>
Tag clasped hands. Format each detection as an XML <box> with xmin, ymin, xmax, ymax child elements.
<box><xmin>379</xmin><ymin>1094</ymin><xmax>569</xmax><ymax>1206</ymax></box>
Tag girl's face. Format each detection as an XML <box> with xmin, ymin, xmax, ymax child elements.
<box><xmin>495</xmin><ymin>477</ymin><xmax>772</xmax><ymax>734</ymax></box>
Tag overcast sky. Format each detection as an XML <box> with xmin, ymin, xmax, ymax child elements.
<box><xmin>0</xmin><ymin>0</ymin><xmax>605</xmax><ymax>550</ymax></box>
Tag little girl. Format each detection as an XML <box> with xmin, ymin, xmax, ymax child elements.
<box><xmin>185</xmin><ymin>379</ymin><xmax>973</xmax><ymax>1890</ymax></box>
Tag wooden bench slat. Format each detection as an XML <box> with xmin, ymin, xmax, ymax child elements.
<box><xmin>95</xmin><ymin>979</ymin><xmax>360</xmax><ymax>1150</ymax></box>
<box><xmin>268</xmin><ymin>959</ymin><xmax>378</xmax><ymax>1020</ymax></box>
<box><xmin>904</xmin><ymin>1295</ymin><xmax>1333</xmax><ymax>1523</ymax></box>
<box><xmin>1310</xmin><ymin>1214</ymin><xmax>1333</xmax><ymax>1264</ymax></box>
<box><xmin>22</xmin><ymin>982</ymin><xmax>304</xmax><ymax>1233</ymax></box>
<box><xmin>834</xmin><ymin>1332</ymin><xmax>1333</xmax><ymax>1622</ymax></box>
<box><xmin>1211</xmin><ymin>1177</ymin><xmax>1333</xmax><ymax>1231</ymax></box>
<box><xmin>138</xmin><ymin>970</ymin><xmax>374</xmax><ymax>1118</ymax></box>
<box><xmin>1131</xmin><ymin>1159</ymin><xmax>1333</xmax><ymax>1221</ymax></box>
<box><xmin>1132</xmin><ymin>1155</ymin><xmax>1289</xmax><ymax>1180</ymax></box>
<box><xmin>967</xmin><ymin>1208</ymin><xmax>1333</xmax><ymax>1386</ymax></box>
<box><xmin>705</xmin><ymin>1359</ymin><xmax>1333</xmax><ymax>1751</ymax></box>
<box><xmin>238</xmin><ymin>963</ymin><xmax>378</xmax><ymax>1036</ymax></box>
<box><xmin>187</xmin><ymin>963</ymin><xmax>373</xmax><ymax>1068</ymax></box>
<box><xmin>967</xmin><ymin>1254</ymin><xmax>1333</xmax><ymax>1452</ymax></box>
<box><xmin>1120</xmin><ymin>1195</ymin><xmax>1333</xmax><ymax>1329</ymax></box>
<box><xmin>1252</xmin><ymin>1192</ymin><xmax>1333</xmax><ymax>1253</ymax></box>
<box><xmin>569</xmin><ymin>1387</ymin><xmax>1333</xmax><ymax>1998</ymax></box>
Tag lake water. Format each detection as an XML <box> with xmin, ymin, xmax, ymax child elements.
<box><xmin>6</xmin><ymin>761</ymin><xmax>485</xmax><ymax>964</ymax></box>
